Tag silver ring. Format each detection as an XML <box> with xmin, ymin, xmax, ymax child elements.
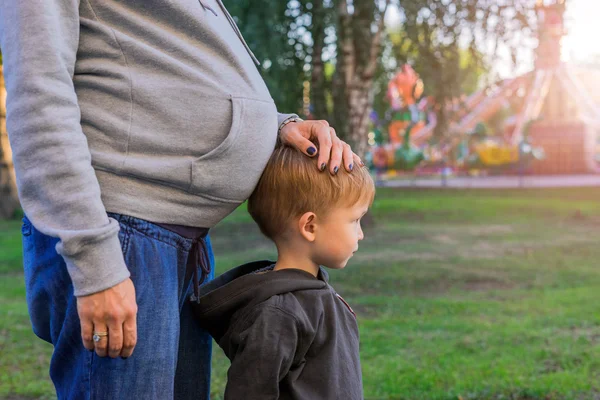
<box><xmin>93</xmin><ymin>331</ymin><xmax>108</xmax><ymax>343</ymax></box>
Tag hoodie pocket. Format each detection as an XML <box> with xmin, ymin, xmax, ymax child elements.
<box><xmin>120</xmin><ymin>86</ymin><xmax>236</xmax><ymax>193</ymax></box>
<box><xmin>189</xmin><ymin>96</ymin><xmax>278</xmax><ymax>202</ymax></box>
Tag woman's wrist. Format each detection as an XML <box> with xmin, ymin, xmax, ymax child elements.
<box><xmin>278</xmin><ymin>116</ymin><xmax>303</xmax><ymax>135</ymax></box>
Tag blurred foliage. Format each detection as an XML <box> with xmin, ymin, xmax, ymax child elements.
<box><xmin>224</xmin><ymin>0</ymin><xmax>308</xmax><ymax>115</ymax></box>
<box><xmin>226</xmin><ymin>0</ymin><xmax>537</xmax><ymax>151</ymax></box>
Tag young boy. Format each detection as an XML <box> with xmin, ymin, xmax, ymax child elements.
<box><xmin>192</xmin><ymin>142</ymin><xmax>375</xmax><ymax>399</ymax></box>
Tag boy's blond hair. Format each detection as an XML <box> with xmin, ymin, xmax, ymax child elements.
<box><xmin>248</xmin><ymin>142</ymin><xmax>375</xmax><ymax>240</ymax></box>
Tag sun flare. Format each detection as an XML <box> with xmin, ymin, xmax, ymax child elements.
<box><xmin>563</xmin><ymin>0</ymin><xmax>600</xmax><ymax>62</ymax></box>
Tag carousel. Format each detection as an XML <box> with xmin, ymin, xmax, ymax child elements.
<box><xmin>371</xmin><ymin>0</ymin><xmax>600</xmax><ymax>175</ymax></box>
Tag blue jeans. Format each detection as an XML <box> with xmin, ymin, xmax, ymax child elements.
<box><xmin>22</xmin><ymin>213</ymin><xmax>214</xmax><ymax>399</ymax></box>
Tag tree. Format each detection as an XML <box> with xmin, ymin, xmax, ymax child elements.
<box><xmin>330</xmin><ymin>0</ymin><xmax>391</xmax><ymax>159</ymax></box>
<box><xmin>228</xmin><ymin>1</ymin><xmax>537</xmax><ymax>157</ymax></box>
<box><xmin>370</xmin><ymin>29</ymin><xmax>489</xmax><ymax>124</ymax></box>
<box><xmin>229</xmin><ymin>0</ymin><xmax>392</xmax><ymax>158</ymax></box>
<box><xmin>0</xmin><ymin>63</ymin><xmax>20</xmax><ymax>219</ymax></box>
<box><xmin>225</xmin><ymin>0</ymin><xmax>309</xmax><ymax>115</ymax></box>
<box><xmin>398</xmin><ymin>0</ymin><xmax>537</xmax><ymax>140</ymax></box>
<box><xmin>308</xmin><ymin>0</ymin><xmax>331</xmax><ymax>120</ymax></box>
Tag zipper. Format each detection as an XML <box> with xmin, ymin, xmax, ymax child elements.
<box><xmin>336</xmin><ymin>293</ymin><xmax>357</xmax><ymax>319</ymax></box>
<box><xmin>211</xmin><ymin>0</ymin><xmax>261</xmax><ymax>66</ymax></box>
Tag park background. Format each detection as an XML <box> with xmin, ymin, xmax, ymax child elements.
<box><xmin>2</xmin><ymin>1</ymin><xmax>600</xmax><ymax>399</ymax></box>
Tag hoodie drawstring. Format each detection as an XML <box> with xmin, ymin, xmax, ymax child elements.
<box><xmin>185</xmin><ymin>232</ymin><xmax>211</xmax><ymax>304</ymax></box>
<box><xmin>199</xmin><ymin>0</ymin><xmax>218</xmax><ymax>16</ymax></box>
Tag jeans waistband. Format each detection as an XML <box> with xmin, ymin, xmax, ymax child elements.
<box><xmin>107</xmin><ymin>212</ymin><xmax>197</xmax><ymax>251</ymax></box>
<box><xmin>154</xmin><ymin>222</ymin><xmax>209</xmax><ymax>240</ymax></box>
<box><xmin>107</xmin><ymin>212</ymin><xmax>212</xmax><ymax>304</ymax></box>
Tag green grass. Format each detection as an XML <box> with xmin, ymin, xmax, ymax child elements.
<box><xmin>3</xmin><ymin>188</ymin><xmax>600</xmax><ymax>399</ymax></box>
<box><xmin>0</xmin><ymin>221</ymin><xmax>55</xmax><ymax>400</ymax></box>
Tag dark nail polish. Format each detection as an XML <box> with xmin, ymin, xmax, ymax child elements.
<box><xmin>320</xmin><ymin>163</ymin><xmax>326</xmax><ymax>171</ymax></box>
<box><xmin>349</xmin><ymin>164</ymin><xmax>353</xmax><ymax>171</ymax></box>
<box><xmin>307</xmin><ymin>147</ymin><xmax>316</xmax><ymax>156</ymax></box>
<box><xmin>333</xmin><ymin>166</ymin><xmax>339</xmax><ymax>174</ymax></box>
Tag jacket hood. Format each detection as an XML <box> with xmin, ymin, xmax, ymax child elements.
<box><xmin>193</xmin><ymin>260</ymin><xmax>328</xmax><ymax>342</ymax></box>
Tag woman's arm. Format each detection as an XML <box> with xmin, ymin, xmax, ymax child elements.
<box><xmin>0</xmin><ymin>0</ymin><xmax>136</xmax><ymax>358</ymax></box>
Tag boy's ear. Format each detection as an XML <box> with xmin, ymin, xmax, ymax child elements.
<box><xmin>298</xmin><ymin>212</ymin><xmax>317</xmax><ymax>242</ymax></box>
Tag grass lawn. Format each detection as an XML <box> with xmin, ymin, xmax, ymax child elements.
<box><xmin>2</xmin><ymin>187</ymin><xmax>600</xmax><ymax>399</ymax></box>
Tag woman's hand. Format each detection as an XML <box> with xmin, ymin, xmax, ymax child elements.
<box><xmin>279</xmin><ymin>119</ymin><xmax>363</xmax><ymax>174</ymax></box>
<box><xmin>77</xmin><ymin>278</ymin><xmax>138</xmax><ymax>358</ymax></box>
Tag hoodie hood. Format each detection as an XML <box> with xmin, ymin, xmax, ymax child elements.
<box><xmin>193</xmin><ymin>260</ymin><xmax>329</xmax><ymax>342</ymax></box>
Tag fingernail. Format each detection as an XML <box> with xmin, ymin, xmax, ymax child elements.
<box><xmin>333</xmin><ymin>166</ymin><xmax>339</xmax><ymax>174</ymax></box>
<box><xmin>349</xmin><ymin>163</ymin><xmax>353</xmax><ymax>171</ymax></box>
<box><xmin>307</xmin><ymin>147</ymin><xmax>316</xmax><ymax>156</ymax></box>
<box><xmin>360</xmin><ymin>161</ymin><xmax>365</xmax><ymax>167</ymax></box>
<box><xmin>320</xmin><ymin>163</ymin><xmax>326</xmax><ymax>171</ymax></box>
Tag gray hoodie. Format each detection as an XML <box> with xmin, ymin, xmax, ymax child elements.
<box><xmin>193</xmin><ymin>261</ymin><xmax>364</xmax><ymax>400</ymax></box>
<box><xmin>0</xmin><ymin>0</ymin><xmax>296</xmax><ymax>295</ymax></box>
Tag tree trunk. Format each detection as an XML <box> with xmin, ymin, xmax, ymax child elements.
<box><xmin>347</xmin><ymin>82</ymin><xmax>374</xmax><ymax>159</ymax></box>
<box><xmin>335</xmin><ymin>0</ymin><xmax>389</xmax><ymax>159</ymax></box>
<box><xmin>331</xmin><ymin>60</ymin><xmax>349</xmax><ymax>141</ymax></box>
<box><xmin>309</xmin><ymin>0</ymin><xmax>328</xmax><ymax>120</ymax></box>
<box><xmin>0</xmin><ymin>66</ymin><xmax>20</xmax><ymax>219</ymax></box>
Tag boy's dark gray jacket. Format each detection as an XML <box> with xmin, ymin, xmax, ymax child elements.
<box><xmin>193</xmin><ymin>261</ymin><xmax>364</xmax><ymax>400</ymax></box>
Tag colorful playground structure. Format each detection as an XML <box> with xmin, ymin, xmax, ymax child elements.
<box><xmin>370</xmin><ymin>0</ymin><xmax>600</xmax><ymax>176</ymax></box>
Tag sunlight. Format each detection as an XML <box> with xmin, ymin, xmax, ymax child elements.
<box><xmin>563</xmin><ymin>0</ymin><xmax>600</xmax><ymax>62</ymax></box>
